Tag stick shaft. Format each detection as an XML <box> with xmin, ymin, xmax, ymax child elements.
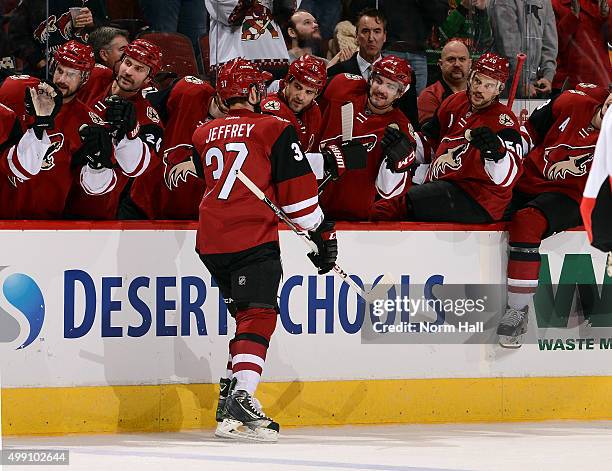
<box><xmin>507</xmin><ymin>53</ymin><xmax>526</xmax><ymax>110</ymax></box>
<box><xmin>235</xmin><ymin>170</ymin><xmax>367</xmax><ymax>299</ymax></box>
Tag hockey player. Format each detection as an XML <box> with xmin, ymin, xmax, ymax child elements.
<box><xmin>260</xmin><ymin>54</ymin><xmax>326</xmax><ymax>152</ymax></box>
<box><xmin>64</xmin><ymin>39</ymin><xmax>164</xmax><ymax>219</ymax></box>
<box><xmin>138</xmin><ymin>75</ymin><xmax>227</xmax><ymax>219</ymax></box>
<box><xmin>192</xmin><ymin>58</ymin><xmax>337</xmax><ymax>442</ymax></box>
<box><xmin>371</xmin><ymin>52</ymin><xmax>522</xmax><ymax>223</ymax></box>
<box><xmin>316</xmin><ymin>55</ymin><xmax>418</xmax><ymax>220</ymax></box>
<box><xmin>498</xmin><ymin>84</ymin><xmax>612</xmax><ymax>347</ymax></box>
<box><xmin>0</xmin><ymin>41</ymin><xmax>114</xmax><ymax>219</ymax></box>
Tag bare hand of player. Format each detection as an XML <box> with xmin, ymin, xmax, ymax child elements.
<box><xmin>28</xmin><ymin>83</ymin><xmax>58</xmax><ymax>117</ymax></box>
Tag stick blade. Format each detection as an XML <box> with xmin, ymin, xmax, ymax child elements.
<box><xmin>364</xmin><ymin>272</ymin><xmax>396</xmax><ymax>303</ymax></box>
<box><xmin>341</xmin><ymin>102</ymin><xmax>353</xmax><ymax>142</ymax></box>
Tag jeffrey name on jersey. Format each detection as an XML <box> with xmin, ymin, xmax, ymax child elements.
<box><xmin>205</xmin><ymin>122</ymin><xmax>256</xmax><ymax>144</ymax></box>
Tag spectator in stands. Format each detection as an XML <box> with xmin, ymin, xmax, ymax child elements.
<box><xmin>285</xmin><ymin>9</ymin><xmax>323</xmax><ymax>62</ymax></box>
<box><xmin>205</xmin><ymin>0</ymin><xmax>292</xmax><ymax>80</ymax></box>
<box><xmin>552</xmin><ymin>0</ymin><xmax>612</xmax><ymax>91</ymax></box>
<box><xmin>327</xmin><ymin>8</ymin><xmax>419</xmax><ymax>127</ymax></box>
<box><xmin>489</xmin><ymin>0</ymin><xmax>558</xmax><ymax>98</ymax></box>
<box><xmin>88</xmin><ymin>26</ymin><xmax>129</xmax><ymax>72</ymax></box>
<box><xmin>438</xmin><ymin>0</ymin><xmax>493</xmax><ymax>54</ymax></box>
<box><xmin>418</xmin><ymin>39</ymin><xmax>471</xmax><ymax>126</ymax></box>
<box><xmin>7</xmin><ymin>0</ymin><xmax>108</xmax><ymax>78</ymax></box>
<box><xmin>138</xmin><ymin>0</ymin><xmax>208</xmax><ymax>70</ymax></box>
<box><xmin>380</xmin><ymin>0</ymin><xmax>449</xmax><ymax>95</ymax></box>
<box><xmin>299</xmin><ymin>0</ymin><xmax>341</xmax><ymax>40</ymax></box>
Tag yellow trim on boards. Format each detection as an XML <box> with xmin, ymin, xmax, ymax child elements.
<box><xmin>2</xmin><ymin>377</ymin><xmax>612</xmax><ymax>436</ymax></box>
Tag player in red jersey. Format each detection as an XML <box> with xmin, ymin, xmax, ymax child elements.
<box><xmin>497</xmin><ymin>84</ymin><xmax>612</xmax><ymax>347</ymax></box>
<box><xmin>315</xmin><ymin>55</ymin><xmax>418</xmax><ymax>220</ymax></box>
<box><xmin>0</xmin><ymin>92</ymin><xmax>57</xmax><ymax>218</ymax></box>
<box><xmin>192</xmin><ymin>58</ymin><xmax>337</xmax><ymax>442</ymax></box>
<box><xmin>0</xmin><ymin>41</ymin><xmax>115</xmax><ymax>219</ymax></box>
<box><xmin>372</xmin><ymin>52</ymin><xmax>522</xmax><ymax>223</ymax></box>
<box><xmin>260</xmin><ymin>54</ymin><xmax>326</xmax><ymax>152</ymax></box>
<box><xmin>135</xmin><ymin>75</ymin><xmax>227</xmax><ymax>219</ymax></box>
<box><xmin>64</xmin><ymin>39</ymin><xmax>164</xmax><ymax>219</ymax></box>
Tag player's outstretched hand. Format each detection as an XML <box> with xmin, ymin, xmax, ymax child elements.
<box><xmin>466</xmin><ymin>126</ymin><xmax>504</xmax><ymax>162</ymax></box>
<box><xmin>105</xmin><ymin>95</ymin><xmax>138</xmax><ymax>141</ymax></box>
<box><xmin>382</xmin><ymin>125</ymin><xmax>415</xmax><ymax>172</ymax></box>
<box><xmin>25</xmin><ymin>82</ymin><xmax>62</xmax><ymax>136</ymax></box>
<box><xmin>73</xmin><ymin>124</ymin><xmax>114</xmax><ymax>170</ymax></box>
<box><xmin>322</xmin><ymin>140</ymin><xmax>367</xmax><ymax>180</ymax></box>
<box><xmin>307</xmin><ymin>220</ymin><xmax>338</xmax><ymax>275</ymax></box>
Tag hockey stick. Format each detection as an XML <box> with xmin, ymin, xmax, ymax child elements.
<box><xmin>318</xmin><ymin>102</ymin><xmax>354</xmax><ymax>195</ymax></box>
<box><xmin>507</xmin><ymin>53</ymin><xmax>526</xmax><ymax>111</ymax></box>
<box><xmin>236</xmin><ymin>170</ymin><xmax>393</xmax><ymax>302</ymax></box>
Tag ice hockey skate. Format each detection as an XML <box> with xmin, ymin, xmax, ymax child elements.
<box><xmin>497</xmin><ymin>306</ymin><xmax>529</xmax><ymax>348</ymax></box>
<box><xmin>215</xmin><ymin>377</ymin><xmax>231</xmax><ymax>423</ymax></box>
<box><xmin>215</xmin><ymin>381</ymin><xmax>280</xmax><ymax>443</ymax></box>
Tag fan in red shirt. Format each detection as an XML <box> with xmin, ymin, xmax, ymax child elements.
<box><xmin>192</xmin><ymin>58</ymin><xmax>337</xmax><ymax>443</ymax></box>
<box><xmin>260</xmin><ymin>54</ymin><xmax>326</xmax><ymax>152</ymax></box>
<box><xmin>315</xmin><ymin>55</ymin><xmax>418</xmax><ymax>221</ymax></box>
<box><xmin>372</xmin><ymin>52</ymin><xmax>522</xmax><ymax>223</ymax></box>
<box><xmin>0</xmin><ymin>41</ymin><xmax>115</xmax><ymax>219</ymax></box>
<box><xmin>497</xmin><ymin>83</ymin><xmax>612</xmax><ymax>348</ymax></box>
<box><xmin>64</xmin><ymin>39</ymin><xmax>164</xmax><ymax>219</ymax></box>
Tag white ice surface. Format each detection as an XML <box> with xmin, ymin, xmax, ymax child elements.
<box><xmin>2</xmin><ymin>421</ymin><xmax>612</xmax><ymax>471</ymax></box>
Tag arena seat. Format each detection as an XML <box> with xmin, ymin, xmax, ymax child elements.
<box><xmin>138</xmin><ymin>31</ymin><xmax>199</xmax><ymax>78</ymax></box>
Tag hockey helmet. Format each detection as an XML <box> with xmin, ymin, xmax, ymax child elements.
<box><xmin>123</xmin><ymin>39</ymin><xmax>162</xmax><ymax>76</ymax></box>
<box><xmin>53</xmin><ymin>40</ymin><xmax>95</xmax><ymax>73</ymax></box>
<box><xmin>216</xmin><ymin>58</ymin><xmax>272</xmax><ymax>102</ymax></box>
<box><xmin>371</xmin><ymin>55</ymin><xmax>412</xmax><ymax>95</ymax></box>
<box><xmin>287</xmin><ymin>54</ymin><xmax>327</xmax><ymax>92</ymax></box>
<box><xmin>472</xmin><ymin>52</ymin><xmax>509</xmax><ymax>84</ymax></box>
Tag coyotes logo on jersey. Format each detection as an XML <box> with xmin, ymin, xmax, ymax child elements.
<box><xmin>34</xmin><ymin>13</ymin><xmax>87</xmax><ymax>45</ymax></box>
<box><xmin>9</xmin><ymin>133</ymin><xmax>64</xmax><ymax>186</ymax></box>
<box><xmin>163</xmin><ymin>143</ymin><xmax>197</xmax><ymax>190</ymax></box>
<box><xmin>429</xmin><ymin>137</ymin><xmax>469</xmax><ymax>180</ymax></box>
<box><xmin>241</xmin><ymin>4</ymin><xmax>279</xmax><ymax>40</ymax></box>
<box><xmin>543</xmin><ymin>143</ymin><xmax>595</xmax><ymax>180</ymax></box>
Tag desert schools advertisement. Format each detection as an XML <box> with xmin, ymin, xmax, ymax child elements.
<box><xmin>0</xmin><ymin>227</ymin><xmax>610</xmax><ymax>388</ymax></box>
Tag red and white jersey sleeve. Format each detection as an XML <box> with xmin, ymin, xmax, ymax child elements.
<box><xmin>194</xmin><ymin>108</ymin><xmax>321</xmax><ymax>254</ymax></box>
<box><xmin>0</xmin><ymin>79</ymin><xmax>54</xmax><ymax>183</ymax></box>
<box><xmin>581</xmin><ymin>109</ymin><xmax>612</xmax><ymax>250</ymax></box>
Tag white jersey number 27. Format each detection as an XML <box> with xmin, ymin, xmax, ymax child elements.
<box><xmin>205</xmin><ymin>143</ymin><xmax>249</xmax><ymax>200</ymax></box>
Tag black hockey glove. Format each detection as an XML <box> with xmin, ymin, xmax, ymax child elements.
<box><xmin>72</xmin><ymin>124</ymin><xmax>114</xmax><ymax>170</ymax></box>
<box><xmin>307</xmin><ymin>220</ymin><xmax>338</xmax><ymax>275</ymax></box>
<box><xmin>322</xmin><ymin>140</ymin><xmax>367</xmax><ymax>180</ymax></box>
<box><xmin>105</xmin><ymin>95</ymin><xmax>138</xmax><ymax>141</ymax></box>
<box><xmin>24</xmin><ymin>81</ymin><xmax>62</xmax><ymax>138</ymax></box>
<box><xmin>468</xmin><ymin>127</ymin><xmax>505</xmax><ymax>162</ymax></box>
<box><xmin>382</xmin><ymin>125</ymin><xmax>416</xmax><ymax>173</ymax></box>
